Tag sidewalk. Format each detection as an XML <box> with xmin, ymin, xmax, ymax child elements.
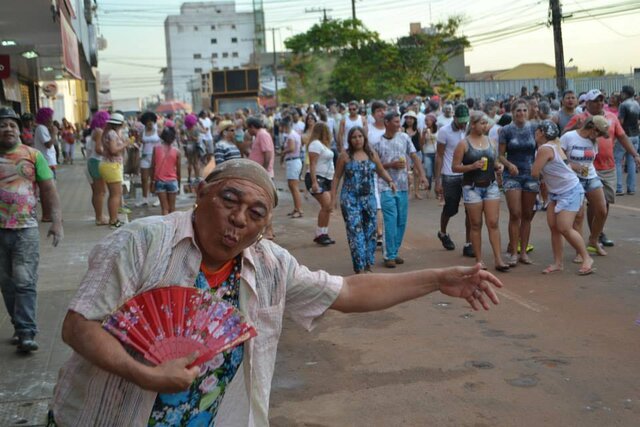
<box><xmin>0</xmin><ymin>156</ymin><xmax>289</xmax><ymax>426</ymax></box>
<box><xmin>0</xmin><ymin>159</ymin><xmax>118</xmax><ymax>425</ymax></box>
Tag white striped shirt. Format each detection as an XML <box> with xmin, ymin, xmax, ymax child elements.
<box><xmin>51</xmin><ymin>210</ymin><xmax>343</xmax><ymax>426</ymax></box>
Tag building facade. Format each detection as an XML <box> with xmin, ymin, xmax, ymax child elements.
<box><xmin>163</xmin><ymin>1</ymin><xmax>265</xmax><ymax>105</ymax></box>
<box><xmin>0</xmin><ymin>0</ymin><xmax>98</xmax><ymax>121</ymax></box>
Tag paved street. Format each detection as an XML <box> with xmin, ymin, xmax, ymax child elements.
<box><xmin>1</xmin><ymin>157</ymin><xmax>640</xmax><ymax>426</ymax></box>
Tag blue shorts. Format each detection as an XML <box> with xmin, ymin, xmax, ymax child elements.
<box><xmin>549</xmin><ymin>182</ymin><xmax>585</xmax><ymax>213</ymax></box>
<box><xmin>155</xmin><ymin>179</ymin><xmax>179</xmax><ymax>193</ymax></box>
<box><xmin>463</xmin><ymin>182</ymin><xmax>501</xmax><ymax>204</ymax></box>
<box><xmin>503</xmin><ymin>173</ymin><xmax>540</xmax><ymax>193</ymax></box>
<box><xmin>578</xmin><ymin>176</ymin><xmax>603</xmax><ymax>193</ymax></box>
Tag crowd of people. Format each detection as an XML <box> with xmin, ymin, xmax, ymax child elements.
<box><xmin>9</xmin><ymin>84</ymin><xmax>640</xmax><ymax>275</ymax></box>
<box><xmin>1</xmin><ymin>82</ymin><xmax>639</xmax><ymax>425</ymax></box>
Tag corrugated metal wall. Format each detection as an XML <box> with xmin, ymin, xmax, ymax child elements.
<box><xmin>456</xmin><ymin>76</ymin><xmax>640</xmax><ymax>100</ymax></box>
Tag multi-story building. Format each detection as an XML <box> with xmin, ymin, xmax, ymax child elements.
<box><xmin>163</xmin><ymin>1</ymin><xmax>265</xmax><ymax>106</ymax></box>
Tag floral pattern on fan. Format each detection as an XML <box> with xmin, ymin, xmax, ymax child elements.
<box><xmin>103</xmin><ymin>286</ymin><xmax>256</xmax><ymax>367</ymax></box>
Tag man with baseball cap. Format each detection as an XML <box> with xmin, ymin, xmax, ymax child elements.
<box><xmin>616</xmin><ymin>85</ymin><xmax>640</xmax><ymax>195</ymax></box>
<box><xmin>564</xmin><ymin>89</ymin><xmax>640</xmax><ymax>249</ymax></box>
<box><xmin>435</xmin><ymin>104</ymin><xmax>474</xmax><ymax>257</ymax></box>
<box><xmin>0</xmin><ymin>107</ymin><xmax>63</xmax><ymax>353</ymax></box>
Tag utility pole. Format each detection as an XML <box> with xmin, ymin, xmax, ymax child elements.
<box><xmin>351</xmin><ymin>0</ymin><xmax>356</xmax><ymax>20</ymax></box>
<box><xmin>549</xmin><ymin>0</ymin><xmax>567</xmax><ymax>92</ymax></box>
<box><xmin>271</xmin><ymin>28</ymin><xmax>279</xmax><ymax>108</ymax></box>
<box><xmin>305</xmin><ymin>7</ymin><xmax>333</xmax><ymax>23</ymax></box>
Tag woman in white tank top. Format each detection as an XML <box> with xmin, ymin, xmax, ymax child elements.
<box><xmin>531</xmin><ymin>120</ymin><xmax>593</xmax><ymax>276</ymax></box>
<box><xmin>138</xmin><ymin>112</ymin><xmax>161</xmax><ymax>207</ymax></box>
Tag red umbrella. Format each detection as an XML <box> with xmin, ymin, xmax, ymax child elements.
<box><xmin>156</xmin><ymin>100</ymin><xmax>190</xmax><ymax>113</ymax></box>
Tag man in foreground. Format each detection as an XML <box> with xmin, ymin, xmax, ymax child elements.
<box><xmin>50</xmin><ymin>159</ymin><xmax>503</xmax><ymax>426</ymax></box>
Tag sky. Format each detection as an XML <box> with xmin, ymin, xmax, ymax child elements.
<box><xmin>96</xmin><ymin>0</ymin><xmax>640</xmax><ymax>100</ymax></box>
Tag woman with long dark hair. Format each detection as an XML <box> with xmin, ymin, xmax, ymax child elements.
<box><xmin>138</xmin><ymin>111</ymin><xmax>160</xmax><ymax>207</ymax></box>
<box><xmin>403</xmin><ymin>111</ymin><xmax>423</xmax><ymax>199</ymax></box>
<box><xmin>331</xmin><ymin>127</ymin><xmax>395</xmax><ymax>273</ymax></box>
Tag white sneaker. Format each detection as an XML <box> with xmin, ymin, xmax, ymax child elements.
<box><xmin>152</xmin><ymin>199</ymin><xmax>160</xmax><ymax>207</ymax></box>
<box><xmin>135</xmin><ymin>198</ymin><xmax>148</xmax><ymax>207</ymax></box>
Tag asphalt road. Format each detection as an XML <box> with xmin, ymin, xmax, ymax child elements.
<box><xmin>1</xmin><ymin>158</ymin><xmax>638</xmax><ymax>426</ymax></box>
<box><xmin>269</xmin><ymin>178</ymin><xmax>640</xmax><ymax>427</ymax></box>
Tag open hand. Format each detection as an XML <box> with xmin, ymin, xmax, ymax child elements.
<box><xmin>437</xmin><ymin>263</ymin><xmax>503</xmax><ymax>311</ymax></box>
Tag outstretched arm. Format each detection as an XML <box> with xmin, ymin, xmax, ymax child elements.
<box><xmin>330</xmin><ymin>264</ymin><xmax>503</xmax><ymax>313</ymax></box>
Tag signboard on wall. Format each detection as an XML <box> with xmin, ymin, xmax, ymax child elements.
<box><xmin>0</xmin><ymin>55</ymin><xmax>10</xmax><ymax>79</ymax></box>
<box><xmin>61</xmin><ymin>14</ymin><xmax>81</xmax><ymax>79</ymax></box>
<box><xmin>2</xmin><ymin>76</ymin><xmax>21</xmax><ymax>102</ymax></box>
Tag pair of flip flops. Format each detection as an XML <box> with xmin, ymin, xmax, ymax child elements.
<box><xmin>542</xmin><ymin>264</ymin><xmax>595</xmax><ymax>275</ymax></box>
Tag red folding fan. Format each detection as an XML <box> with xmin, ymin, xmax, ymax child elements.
<box><xmin>103</xmin><ymin>286</ymin><xmax>257</xmax><ymax>367</ymax></box>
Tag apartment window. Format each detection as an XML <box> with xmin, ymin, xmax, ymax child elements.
<box><xmin>231</xmin><ymin>37</ymin><xmax>237</xmax><ymax>43</ymax></box>
<box><xmin>233</xmin><ymin>66</ymin><xmax>239</xmax><ymax>70</ymax></box>
<box><xmin>232</xmin><ymin>52</ymin><xmax>238</xmax><ymax>58</ymax></box>
<box><xmin>193</xmin><ymin>53</ymin><xmax>202</xmax><ymax>59</ymax></box>
<box><xmin>223</xmin><ymin>66</ymin><xmax>229</xmax><ymax>70</ymax></box>
<box><xmin>211</xmin><ymin>53</ymin><xmax>218</xmax><ymax>58</ymax></box>
<box><xmin>210</xmin><ymin>25</ymin><xmax>216</xmax><ymax>30</ymax></box>
<box><xmin>194</xmin><ymin>68</ymin><xmax>202</xmax><ymax>73</ymax></box>
<box><xmin>231</xmin><ymin>24</ymin><xmax>236</xmax><ymax>29</ymax></box>
<box><xmin>194</xmin><ymin>26</ymin><xmax>198</xmax><ymax>31</ymax></box>
<box><xmin>222</xmin><ymin>52</ymin><xmax>228</xmax><ymax>58</ymax></box>
<box><xmin>211</xmin><ymin>38</ymin><xmax>217</xmax><ymax>44</ymax></box>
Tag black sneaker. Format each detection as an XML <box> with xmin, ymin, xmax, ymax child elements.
<box><xmin>599</xmin><ymin>233</ymin><xmax>614</xmax><ymax>247</ymax></box>
<box><xmin>463</xmin><ymin>243</ymin><xmax>475</xmax><ymax>258</ymax></box>
<box><xmin>17</xmin><ymin>336</ymin><xmax>39</xmax><ymax>353</ymax></box>
<box><xmin>438</xmin><ymin>232</ymin><xmax>455</xmax><ymax>250</ymax></box>
<box><xmin>315</xmin><ymin>234</ymin><xmax>333</xmax><ymax>246</ymax></box>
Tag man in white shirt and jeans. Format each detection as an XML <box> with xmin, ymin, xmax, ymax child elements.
<box><xmin>435</xmin><ymin>104</ymin><xmax>474</xmax><ymax>257</ymax></box>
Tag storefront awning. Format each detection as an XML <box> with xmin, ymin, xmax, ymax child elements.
<box><xmin>0</xmin><ymin>0</ymin><xmax>81</xmax><ymax>83</ymax></box>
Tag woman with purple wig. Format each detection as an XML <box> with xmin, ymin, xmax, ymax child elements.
<box><xmin>182</xmin><ymin>113</ymin><xmax>204</xmax><ymax>184</ymax></box>
<box><xmin>86</xmin><ymin>111</ymin><xmax>110</xmax><ymax>225</ymax></box>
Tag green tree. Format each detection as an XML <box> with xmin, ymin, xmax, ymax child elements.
<box><xmin>282</xmin><ymin>17</ymin><xmax>468</xmax><ymax>102</ymax></box>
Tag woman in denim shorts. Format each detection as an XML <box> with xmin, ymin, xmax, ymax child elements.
<box><xmin>559</xmin><ymin>116</ymin><xmax>610</xmax><ymax>257</ymax></box>
<box><xmin>453</xmin><ymin>112</ymin><xmax>510</xmax><ymax>272</ymax></box>
<box><xmin>151</xmin><ymin>127</ymin><xmax>181</xmax><ymax>215</ymax></box>
<box><xmin>533</xmin><ymin>120</ymin><xmax>594</xmax><ymax>275</ymax></box>
<box><xmin>499</xmin><ymin>99</ymin><xmax>539</xmax><ymax>266</ymax></box>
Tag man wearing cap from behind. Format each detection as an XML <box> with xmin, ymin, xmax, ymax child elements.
<box><xmin>564</xmin><ymin>89</ymin><xmax>640</xmax><ymax>249</ymax></box>
<box><xmin>435</xmin><ymin>104</ymin><xmax>474</xmax><ymax>257</ymax></box>
<box><xmin>0</xmin><ymin>107</ymin><xmax>63</xmax><ymax>353</ymax></box>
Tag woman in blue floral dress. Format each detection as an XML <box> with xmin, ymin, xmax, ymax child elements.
<box><xmin>331</xmin><ymin>127</ymin><xmax>396</xmax><ymax>273</ymax></box>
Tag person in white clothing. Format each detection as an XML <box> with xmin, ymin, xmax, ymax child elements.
<box><xmin>198</xmin><ymin>110</ymin><xmax>214</xmax><ymax>162</ymax></box>
<box><xmin>436</xmin><ymin>104</ymin><xmax>454</xmax><ymax>130</ymax></box>
<box><xmin>532</xmin><ymin>120</ymin><xmax>593</xmax><ymax>275</ymax></box>
<box><xmin>338</xmin><ymin>100</ymin><xmax>368</xmax><ymax>153</ymax></box>
<box><xmin>137</xmin><ymin>111</ymin><xmax>161</xmax><ymax>207</ymax></box>
<box><xmin>305</xmin><ymin>123</ymin><xmax>336</xmax><ymax>245</ymax></box>
<box><xmin>367</xmin><ymin>100</ymin><xmax>388</xmax><ymax>246</ymax></box>
<box><xmin>435</xmin><ymin>104</ymin><xmax>473</xmax><ymax>256</ymax></box>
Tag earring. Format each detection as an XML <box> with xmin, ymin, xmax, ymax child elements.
<box><xmin>256</xmin><ymin>233</ymin><xmax>264</xmax><ymax>244</ymax></box>
<box><xmin>193</xmin><ymin>203</ymin><xmax>198</xmax><ymax>210</ymax></box>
